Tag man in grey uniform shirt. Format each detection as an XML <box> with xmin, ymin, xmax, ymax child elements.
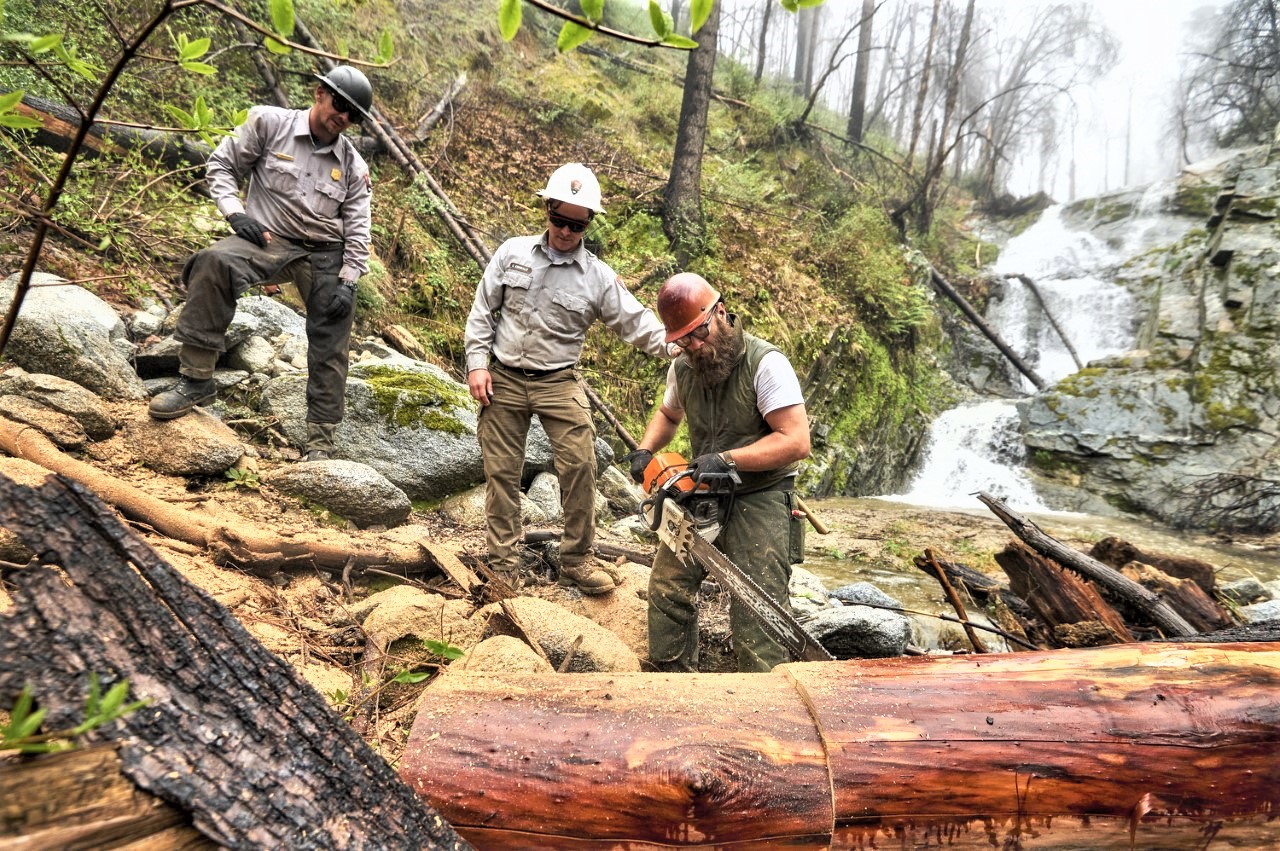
<box><xmin>150</xmin><ymin>66</ymin><xmax>374</xmax><ymax>462</ymax></box>
<box><xmin>464</xmin><ymin>163</ymin><xmax>668</xmax><ymax>595</ymax></box>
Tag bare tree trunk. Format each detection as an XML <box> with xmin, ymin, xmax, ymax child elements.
<box><xmin>905</xmin><ymin>0</ymin><xmax>942</xmax><ymax>169</ymax></box>
<box><xmin>792</xmin><ymin>5</ymin><xmax>816</xmax><ymax>97</ymax></box>
<box><xmin>663</xmin><ymin>0</ymin><xmax>720</xmax><ymax>265</ymax></box>
<box><xmin>753</xmin><ymin>0</ymin><xmax>774</xmax><ymax>83</ymax></box>
<box><xmin>845</xmin><ymin>0</ymin><xmax>875</xmax><ymax>142</ymax></box>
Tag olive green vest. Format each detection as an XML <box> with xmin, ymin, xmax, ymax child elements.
<box><xmin>674</xmin><ymin>330</ymin><xmax>799</xmax><ymax>493</ymax></box>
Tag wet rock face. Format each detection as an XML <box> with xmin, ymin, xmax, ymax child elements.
<box><xmin>1019</xmin><ymin>143</ymin><xmax>1280</xmax><ymax>532</ymax></box>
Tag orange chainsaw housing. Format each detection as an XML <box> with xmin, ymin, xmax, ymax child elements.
<box><xmin>641</xmin><ymin>451</ymin><xmax>695</xmax><ymax>495</ymax></box>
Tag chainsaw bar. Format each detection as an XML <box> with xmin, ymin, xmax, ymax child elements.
<box><xmin>648</xmin><ymin>495</ymin><xmax>835</xmax><ymax>663</ymax></box>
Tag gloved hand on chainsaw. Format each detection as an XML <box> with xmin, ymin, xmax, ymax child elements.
<box><xmin>688</xmin><ymin>452</ymin><xmax>732</xmax><ymax>478</ymax></box>
<box><xmin>625</xmin><ymin>448</ymin><xmax>653</xmax><ymax>484</ymax></box>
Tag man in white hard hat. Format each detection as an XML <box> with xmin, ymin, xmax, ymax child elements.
<box><xmin>149</xmin><ymin>66</ymin><xmax>374</xmax><ymax>463</ymax></box>
<box><xmin>464</xmin><ymin>163</ymin><xmax>668</xmax><ymax>595</ymax></box>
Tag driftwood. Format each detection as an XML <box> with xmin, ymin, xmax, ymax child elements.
<box><xmin>1090</xmin><ymin>535</ymin><xmax>1218</xmax><ymax>596</ymax></box>
<box><xmin>400</xmin><ymin>643</ymin><xmax>1280</xmax><ymax>848</ymax></box>
<box><xmin>978</xmin><ymin>492</ymin><xmax>1198</xmax><ymax>637</ymax></box>
<box><xmin>1121</xmin><ymin>562</ymin><xmax>1236</xmax><ymax>632</ymax></box>
<box><xmin>0</xmin><ymin>417</ymin><xmax>468</xmax><ymax>582</ymax></box>
<box><xmin>923</xmin><ymin>548</ymin><xmax>987</xmax><ymax>652</ymax></box>
<box><xmin>0</xmin><ymin>470</ymin><xmax>470</xmax><ymax>849</ymax></box>
<box><xmin>911</xmin><ymin>551</ymin><xmax>1038</xmax><ymax>622</ymax></box>
<box><xmin>523</xmin><ymin>528</ymin><xmax>654</xmax><ymax>568</ymax></box>
<box><xmin>996</xmin><ymin>540</ymin><xmax>1135</xmax><ymax>646</ymax></box>
<box><xmin>930</xmin><ymin>268</ymin><xmax>1047</xmax><ymax>390</ymax></box>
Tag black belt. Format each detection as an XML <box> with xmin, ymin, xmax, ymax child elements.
<box><xmin>280</xmin><ymin>234</ymin><xmax>344</xmax><ymax>252</ymax></box>
<box><xmin>491</xmin><ymin>358</ymin><xmax>572</xmax><ymax>379</ymax></box>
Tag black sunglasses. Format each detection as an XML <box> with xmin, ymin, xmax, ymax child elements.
<box><xmin>325</xmin><ymin>88</ymin><xmax>364</xmax><ymax>124</ymax></box>
<box><xmin>548</xmin><ymin>212</ymin><xmax>590</xmax><ymax>233</ymax></box>
<box><xmin>673</xmin><ymin>300</ymin><xmax>721</xmax><ymax>348</ymax></box>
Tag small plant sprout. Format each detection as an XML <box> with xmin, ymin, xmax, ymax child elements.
<box><xmin>2</xmin><ymin>674</ymin><xmax>150</xmax><ymax>754</ymax></box>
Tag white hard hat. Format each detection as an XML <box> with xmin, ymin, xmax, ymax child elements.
<box><xmin>536</xmin><ymin>163</ymin><xmax>605</xmax><ymax>214</ymax></box>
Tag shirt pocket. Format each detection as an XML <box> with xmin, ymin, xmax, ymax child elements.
<box><xmin>259</xmin><ymin>157</ymin><xmax>299</xmax><ymax>194</ymax></box>
<box><xmin>313</xmin><ymin>178</ymin><xmax>346</xmax><ymax>219</ymax></box>
<box><xmin>499</xmin><ymin>267</ymin><xmax>532</xmax><ymax>314</ymax></box>
<box><xmin>547</xmin><ymin>289</ymin><xmax>590</xmax><ymax>335</ymax></box>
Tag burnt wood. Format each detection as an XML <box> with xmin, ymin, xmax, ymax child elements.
<box><xmin>0</xmin><ymin>470</ymin><xmax>470</xmax><ymax>850</ymax></box>
<box><xmin>996</xmin><ymin>541</ymin><xmax>1135</xmax><ymax>645</ymax></box>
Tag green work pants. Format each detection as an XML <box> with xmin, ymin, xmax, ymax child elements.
<box><xmin>649</xmin><ymin>489</ymin><xmax>797</xmax><ymax>672</ymax></box>
<box><xmin>175</xmin><ymin>235</ymin><xmax>352</xmax><ymax>423</ymax></box>
<box><xmin>476</xmin><ymin>366</ymin><xmax>596</xmax><ymax>574</ymax></box>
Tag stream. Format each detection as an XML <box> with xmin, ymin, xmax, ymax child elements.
<box><xmin>807</xmin><ymin>185</ymin><xmax>1280</xmax><ymax>621</ymax></box>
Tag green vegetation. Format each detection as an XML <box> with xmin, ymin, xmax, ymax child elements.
<box><xmin>1</xmin><ymin>674</ymin><xmax>148</xmax><ymax>754</ymax></box>
<box><xmin>1</xmin><ymin>0</ymin><xmax>1000</xmax><ymax>495</ymax></box>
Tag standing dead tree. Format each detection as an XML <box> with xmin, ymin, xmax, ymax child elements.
<box><xmin>0</xmin><ymin>469</ymin><xmax>471</xmax><ymax>849</ymax></box>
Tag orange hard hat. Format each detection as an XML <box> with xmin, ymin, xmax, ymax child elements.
<box><xmin>657</xmin><ymin>273</ymin><xmax>720</xmax><ymax>344</ymax></box>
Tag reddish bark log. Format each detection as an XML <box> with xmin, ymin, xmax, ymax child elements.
<box><xmin>401</xmin><ymin>644</ymin><xmax>1280</xmax><ymax>849</ymax></box>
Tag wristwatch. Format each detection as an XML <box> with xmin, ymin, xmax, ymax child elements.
<box><xmin>720</xmin><ymin>451</ymin><xmax>737</xmax><ymax>471</ymax></box>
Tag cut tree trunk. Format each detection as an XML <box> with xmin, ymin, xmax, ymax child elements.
<box><xmin>0</xmin><ymin>469</ymin><xmax>470</xmax><ymax>850</ymax></box>
<box><xmin>996</xmin><ymin>540</ymin><xmax>1135</xmax><ymax>646</ymax></box>
<box><xmin>400</xmin><ymin>643</ymin><xmax>1280</xmax><ymax>849</ymax></box>
<box><xmin>978</xmin><ymin>492</ymin><xmax>1197</xmax><ymax>637</ymax></box>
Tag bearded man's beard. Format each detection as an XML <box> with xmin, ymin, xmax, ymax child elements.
<box><xmin>688</xmin><ymin>318</ymin><xmax>744</xmax><ymax>385</ymax></box>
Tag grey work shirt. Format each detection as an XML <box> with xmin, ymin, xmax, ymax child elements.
<box><xmin>464</xmin><ymin>234</ymin><xmax>668</xmax><ymax>373</ymax></box>
<box><xmin>207</xmin><ymin>105</ymin><xmax>372</xmax><ymax>282</ymax></box>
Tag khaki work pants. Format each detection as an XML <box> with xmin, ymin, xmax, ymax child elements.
<box><xmin>476</xmin><ymin>366</ymin><xmax>597</xmax><ymax>574</ymax></box>
<box><xmin>649</xmin><ymin>489</ymin><xmax>797</xmax><ymax>672</ymax></box>
<box><xmin>175</xmin><ymin>235</ymin><xmax>352</xmax><ymax>423</ymax></box>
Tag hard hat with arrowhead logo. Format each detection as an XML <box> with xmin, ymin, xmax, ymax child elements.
<box><xmin>536</xmin><ymin>163</ymin><xmax>605</xmax><ymax>214</ymax></box>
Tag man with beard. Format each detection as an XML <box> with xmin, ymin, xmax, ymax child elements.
<box><xmin>627</xmin><ymin>272</ymin><xmax>811</xmax><ymax>672</ymax></box>
<box><xmin>465</xmin><ymin>163</ymin><xmax>669</xmax><ymax>596</ymax></box>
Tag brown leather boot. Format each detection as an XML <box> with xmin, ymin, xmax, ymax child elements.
<box><xmin>558</xmin><ymin>559</ymin><xmax>616</xmax><ymax>596</ymax></box>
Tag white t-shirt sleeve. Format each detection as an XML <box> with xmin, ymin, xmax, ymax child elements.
<box><xmin>662</xmin><ymin>352</ymin><xmax>803</xmax><ymax>417</ymax></box>
<box><xmin>755</xmin><ymin>350</ymin><xmax>805</xmax><ymax>416</ymax></box>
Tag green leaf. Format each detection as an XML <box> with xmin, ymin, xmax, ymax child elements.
<box><xmin>391</xmin><ymin>670</ymin><xmax>431</xmax><ymax>684</ymax></box>
<box><xmin>661</xmin><ymin>33</ymin><xmax>698</xmax><ymax>48</ymax></box>
<box><xmin>0</xmin><ymin>113</ymin><xmax>42</xmax><ymax>130</ymax></box>
<box><xmin>180</xmin><ymin>60</ymin><xmax>217</xmax><ymax>76</ymax></box>
<box><xmin>689</xmin><ymin>0</ymin><xmax>712</xmax><ymax>34</ymax></box>
<box><xmin>648</xmin><ymin>0</ymin><xmax>670</xmax><ymax>37</ymax></box>
<box><xmin>264</xmin><ymin>36</ymin><xmax>291</xmax><ymax>56</ymax></box>
<box><xmin>556</xmin><ymin>21</ymin><xmax>593</xmax><ymax>52</ymax></box>
<box><xmin>580</xmin><ymin>0</ymin><xmax>604</xmax><ymax>24</ymax></box>
<box><xmin>377</xmin><ymin>29</ymin><xmax>394</xmax><ymax>63</ymax></box>
<box><xmin>29</xmin><ymin>33</ymin><xmax>61</xmax><ymax>53</ymax></box>
<box><xmin>498</xmin><ymin>0</ymin><xmax>522</xmax><ymax>42</ymax></box>
<box><xmin>779</xmin><ymin>0</ymin><xmax>799</xmax><ymax>11</ymax></box>
<box><xmin>14</xmin><ymin>707</ymin><xmax>47</xmax><ymax>740</ymax></box>
<box><xmin>179</xmin><ymin>36</ymin><xmax>210</xmax><ymax>61</ymax></box>
<box><xmin>163</xmin><ymin>104</ymin><xmax>195</xmax><ymax>128</ymax></box>
<box><xmin>100</xmin><ymin>681</ymin><xmax>129</xmax><ymax>717</ymax></box>
<box><xmin>194</xmin><ymin>96</ymin><xmax>211</xmax><ymax>126</ymax></box>
<box><xmin>795</xmin><ymin>0</ymin><xmax>825</xmax><ymax>6</ymax></box>
<box><xmin>0</xmin><ymin>91</ymin><xmax>23</xmax><ymax>112</ymax></box>
<box><xmin>269</xmin><ymin>0</ymin><xmax>295</xmax><ymax>38</ymax></box>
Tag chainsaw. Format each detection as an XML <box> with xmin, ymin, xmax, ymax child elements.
<box><xmin>638</xmin><ymin>452</ymin><xmax>834</xmax><ymax>663</ymax></box>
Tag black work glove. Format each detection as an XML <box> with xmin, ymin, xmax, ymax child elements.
<box><xmin>688</xmin><ymin>452</ymin><xmax>731</xmax><ymax>478</ymax></box>
<box><xmin>326</xmin><ymin>280</ymin><xmax>356</xmax><ymax>320</ymax></box>
<box><xmin>626</xmin><ymin>448</ymin><xmax>653</xmax><ymax>484</ymax></box>
<box><xmin>227</xmin><ymin>212</ymin><xmax>268</xmax><ymax>248</ymax></box>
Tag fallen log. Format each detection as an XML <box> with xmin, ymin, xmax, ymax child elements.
<box><xmin>401</xmin><ymin>642</ymin><xmax>1280</xmax><ymax>849</ymax></box>
<box><xmin>930</xmin><ymin>268</ymin><xmax>1047</xmax><ymax>390</ymax></box>
<box><xmin>0</xmin><ymin>470</ymin><xmax>470</xmax><ymax>849</ymax></box>
<box><xmin>0</xmin><ymin>419</ymin><xmax>464</xmax><ymax>580</ymax></box>
<box><xmin>1090</xmin><ymin>535</ymin><xmax>1218</xmax><ymax>596</ymax></box>
<box><xmin>978</xmin><ymin>491</ymin><xmax>1197</xmax><ymax>637</ymax></box>
<box><xmin>1121</xmin><ymin>561</ymin><xmax>1236</xmax><ymax>633</ymax></box>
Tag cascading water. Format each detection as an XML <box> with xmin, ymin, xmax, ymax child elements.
<box><xmin>887</xmin><ymin>181</ymin><xmax>1192</xmax><ymax>511</ymax></box>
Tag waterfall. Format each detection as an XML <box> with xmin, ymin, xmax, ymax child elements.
<box><xmin>885</xmin><ymin>182</ymin><xmax>1190</xmax><ymax>511</ymax></box>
